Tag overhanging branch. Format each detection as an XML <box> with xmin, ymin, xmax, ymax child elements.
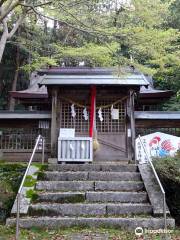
<box><xmin>19</xmin><ymin>1</ymin><xmax>52</xmax><ymax>8</ymax></box>
<box><xmin>8</xmin><ymin>13</ymin><xmax>25</xmax><ymax>38</ymax></box>
<box><xmin>0</xmin><ymin>0</ymin><xmax>19</xmax><ymax>22</ymax></box>
<box><xmin>30</xmin><ymin>7</ymin><xmax>114</xmax><ymax>39</ymax></box>
<box><xmin>0</xmin><ymin>0</ymin><xmax>6</xmax><ymax>8</ymax></box>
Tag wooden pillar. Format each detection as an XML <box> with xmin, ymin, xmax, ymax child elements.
<box><xmin>127</xmin><ymin>90</ymin><xmax>135</xmax><ymax>161</ymax></box>
<box><xmin>130</xmin><ymin>90</ymin><xmax>136</xmax><ymax>160</ymax></box>
<box><xmin>51</xmin><ymin>88</ymin><xmax>58</xmax><ymax>157</ymax></box>
<box><xmin>127</xmin><ymin>96</ymin><xmax>132</xmax><ymax>160</ymax></box>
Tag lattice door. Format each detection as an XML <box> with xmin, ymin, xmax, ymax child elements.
<box><xmin>60</xmin><ymin>99</ymin><xmax>126</xmax><ymax>134</ymax></box>
<box><xmin>96</xmin><ymin>99</ymin><xmax>126</xmax><ymax>134</ymax></box>
<box><xmin>60</xmin><ymin>101</ymin><xmax>90</xmax><ymax>134</ymax></box>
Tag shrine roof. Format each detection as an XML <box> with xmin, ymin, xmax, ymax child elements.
<box><xmin>10</xmin><ymin>74</ymin><xmax>48</xmax><ymax>99</ymax></box>
<box><xmin>39</xmin><ymin>73</ymin><xmax>149</xmax><ymax>86</ymax></box>
<box><xmin>10</xmin><ymin>67</ymin><xmax>173</xmax><ymax>99</ymax></box>
<box><xmin>0</xmin><ymin>111</ymin><xmax>51</xmax><ymax>119</ymax></box>
<box><xmin>135</xmin><ymin>111</ymin><xmax>180</xmax><ymax>120</ymax></box>
<box><xmin>38</xmin><ymin>67</ymin><xmax>116</xmax><ymax>75</ymax></box>
<box><xmin>139</xmin><ymin>75</ymin><xmax>173</xmax><ymax>98</ymax></box>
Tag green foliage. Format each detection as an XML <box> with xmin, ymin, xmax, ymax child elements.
<box><xmin>22</xmin><ymin>55</ymin><xmax>58</xmax><ymax>72</ymax></box>
<box><xmin>162</xmin><ymin>95</ymin><xmax>180</xmax><ymax>111</ymax></box>
<box><xmin>0</xmin><ymin>163</ymin><xmax>26</xmax><ymax>192</ymax></box>
<box><xmin>154</xmin><ymin>65</ymin><xmax>180</xmax><ymax>110</ymax></box>
<box><xmin>0</xmin><ymin>0</ymin><xmax>180</xmax><ymax>108</ymax></box>
<box><xmin>23</xmin><ymin>175</ymin><xmax>37</xmax><ymax>187</ymax></box>
<box><xmin>26</xmin><ymin>189</ymin><xmax>38</xmax><ymax>202</ymax></box>
<box><xmin>0</xmin><ymin>163</ymin><xmax>25</xmax><ymax>222</ymax></box>
<box><xmin>15</xmin><ymin>0</ymin><xmax>179</xmax><ymax>73</ymax></box>
<box><xmin>154</xmin><ymin>156</ymin><xmax>180</xmax><ymax>225</ymax></box>
<box><xmin>154</xmin><ymin>67</ymin><xmax>180</xmax><ymax>92</ymax></box>
<box><xmin>168</xmin><ymin>0</ymin><xmax>180</xmax><ymax>30</ymax></box>
<box><xmin>53</xmin><ymin>42</ymin><xmax>119</xmax><ymax>67</ymax></box>
<box><xmin>32</xmin><ymin>163</ymin><xmax>48</xmax><ymax>171</ymax></box>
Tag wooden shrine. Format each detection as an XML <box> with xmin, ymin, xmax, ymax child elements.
<box><xmin>0</xmin><ymin>67</ymin><xmax>178</xmax><ymax>163</ymax></box>
<box><xmin>37</xmin><ymin>67</ymin><xmax>148</xmax><ymax>162</ymax></box>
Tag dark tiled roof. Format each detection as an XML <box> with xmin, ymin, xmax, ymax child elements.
<box><xmin>135</xmin><ymin>111</ymin><xmax>180</xmax><ymax>120</ymax></box>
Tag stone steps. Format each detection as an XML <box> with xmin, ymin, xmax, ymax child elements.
<box><xmin>28</xmin><ymin>203</ymin><xmax>153</xmax><ymax>217</ymax></box>
<box><xmin>48</xmin><ymin>164</ymin><xmax>138</xmax><ymax>172</ymax></box>
<box><xmin>36</xmin><ymin>180</ymin><xmax>144</xmax><ymax>192</ymax></box>
<box><xmin>6</xmin><ymin>163</ymin><xmax>175</xmax><ymax>230</ymax></box>
<box><xmin>86</xmin><ymin>192</ymin><xmax>148</xmax><ymax>203</ymax></box>
<box><xmin>6</xmin><ymin>216</ymin><xmax>175</xmax><ymax>230</ymax></box>
<box><xmin>41</xmin><ymin>171</ymin><xmax>141</xmax><ymax>181</ymax></box>
<box><xmin>36</xmin><ymin>192</ymin><xmax>86</xmax><ymax>203</ymax></box>
<box><xmin>36</xmin><ymin>191</ymin><xmax>148</xmax><ymax>203</ymax></box>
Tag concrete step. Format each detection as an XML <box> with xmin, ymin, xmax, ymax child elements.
<box><xmin>36</xmin><ymin>181</ymin><xmax>95</xmax><ymax>191</ymax></box>
<box><xmin>36</xmin><ymin>192</ymin><xmax>86</xmax><ymax>203</ymax></box>
<box><xmin>36</xmin><ymin>191</ymin><xmax>147</xmax><ymax>204</ymax></box>
<box><xmin>48</xmin><ymin>164</ymin><xmax>138</xmax><ymax>172</ymax></box>
<box><xmin>29</xmin><ymin>203</ymin><xmax>106</xmax><ymax>217</ymax></box>
<box><xmin>6</xmin><ymin>216</ymin><xmax>175</xmax><ymax>230</ymax></box>
<box><xmin>86</xmin><ymin>192</ymin><xmax>148</xmax><ymax>203</ymax></box>
<box><xmin>36</xmin><ymin>181</ymin><xmax>144</xmax><ymax>192</ymax></box>
<box><xmin>95</xmin><ymin>181</ymin><xmax>144</xmax><ymax>191</ymax></box>
<box><xmin>42</xmin><ymin>171</ymin><xmax>141</xmax><ymax>181</ymax></box>
<box><xmin>28</xmin><ymin>203</ymin><xmax>153</xmax><ymax>217</ymax></box>
<box><xmin>89</xmin><ymin>172</ymin><xmax>141</xmax><ymax>181</ymax></box>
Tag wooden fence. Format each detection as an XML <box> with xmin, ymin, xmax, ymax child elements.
<box><xmin>0</xmin><ymin>128</ymin><xmax>50</xmax><ymax>150</ymax></box>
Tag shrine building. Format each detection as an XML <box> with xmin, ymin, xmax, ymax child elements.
<box><xmin>0</xmin><ymin>67</ymin><xmax>179</xmax><ymax>162</ymax></box>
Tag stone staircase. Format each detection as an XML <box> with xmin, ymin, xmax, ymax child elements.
<box><xmin>7</xmin><ymin>163</ymin><xmax>175</xmax><ymax>230</ymax></box>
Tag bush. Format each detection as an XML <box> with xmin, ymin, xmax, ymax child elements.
<box><xmin>153</xmin><ymin>156</ymin><xmax>180</xmax><ymax>225</ymax></box>
<box><xmin>0</xmin><ymin>163</ymin><xmax>26</xmax><ymax>223</ymax></box>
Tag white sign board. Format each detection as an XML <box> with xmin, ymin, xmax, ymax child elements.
<box><xmin>59</xmin><ymin>128</ymin><xmax>75</xmax><ymax>138</ymax></box>
<box><xmin>111</xmin><ymin>109</ymin><xmax>119</xmax><ymax>120</ymax></box>
<box><xmin>136</xmin><ymin>132</ymin><xmax>180</xmax><ymax>164</ymax></box>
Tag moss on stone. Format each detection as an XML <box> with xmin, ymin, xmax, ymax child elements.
<box><xmin>26</xmin><ymin>189</ymin><xmax>38</xmax><ymax>202</ymax></box>
<box><xmin>23</xmin><ymin>175</ymin><xmax>37</xmax><ymax>187</ymax></box>
<box><xmin>64</xmin><ymin>194</ymin><xmax>85</xmax><ymax>203</ymax></box>
<box><xmin>37</xmin><ymin>171</ymin><xmax>45</xmax><ymax>180</ymax></box>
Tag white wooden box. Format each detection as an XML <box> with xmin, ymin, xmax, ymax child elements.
<box><xmin>58</xmin><ymin>137</ymin><xmax>93</xmax><ymax>162</ymax></box>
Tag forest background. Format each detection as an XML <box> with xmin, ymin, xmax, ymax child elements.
<box><xmin>0</xmin><ymin>0</ymin><xmax>179</xmax><ymax>110</ymax></box>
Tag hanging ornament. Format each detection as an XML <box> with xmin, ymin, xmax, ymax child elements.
<box><xmin>98</xmin><ymin>108</ymin><xmax>103</xmax><ymax>122</ymax></box>
<box><xmin>69</xmin><ymin>143</ymin><xmax>74</xmax><ymax>151</ymax></box>
<box><xmin>111</xmin><ymin>104</ymin><xmax>119</xmax><ymax>120</ymax></box>
<box><xmin>83</xmin><ymin>108</ymin><xmax>89</xmax><ymax>121</ymax></box>
<box><xmin>71</xmin><ymin>104</ymin><xmax>76</xmax><ymax>118</ymax></box>
<box><xmin>81</xmin><ymin>142</ymin><xmax>85</xmax><ymax>150</ymax></box>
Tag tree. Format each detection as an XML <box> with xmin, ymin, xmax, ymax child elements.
<box><xmin>40</xmin><ymin>0</ymin><xmax>178</xmax><ymax>74</ymax></box>
<box><xmin>0</xmin><ymin>0</ymin><xmax>180</xmax><ymax>110</ymax></box>
<box><xmin>0</xmin><ymin>0</ymin><xmax>52</xmax><ymax>62</ymax></box>
<box><xmin>152</xmin><ymin>0</ymin><xmax>180</xmax><ymax>110</ymax></box>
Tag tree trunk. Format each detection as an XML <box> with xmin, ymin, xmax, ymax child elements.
<box><xmin>52</xmin><ymin>20</ymin><xmax>57</xmax><ymax>38</ymax></box>
<box><xmin>9</xmin><ymin>46</ymin><xmax>20</xmax><ymax>111</ymax></box>
<box><xmin>0</xmin><ymin>15</ymin><xmax>25</xmax><ymax>63</ymax></box>
<box><xmin>0</xmin><ymin>63</ymin><xmax>3</xmax><ymax>97</ymax></box>
<box><xmin>0</xmin><ymin>30</ymin><xmax>8</xmax><ymax>63</ymax></box>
